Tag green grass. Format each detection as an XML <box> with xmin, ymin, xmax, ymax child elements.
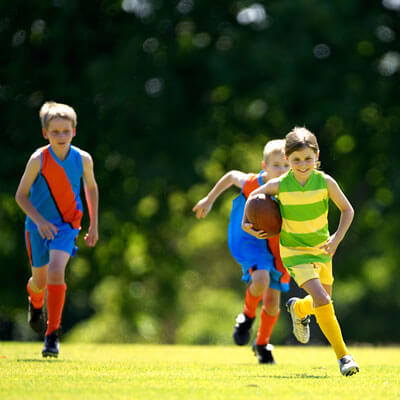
<box><xmin>0</xmin><ymin>343</ymin><xmax>399</xmax><ymax>400</ymax></box>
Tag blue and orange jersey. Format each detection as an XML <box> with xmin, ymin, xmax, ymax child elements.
<box><xmin>227</xmin><ymin>172</ymin><xmax>290</xmax><ymax>290</ymax></box>
<box><xmin>25</xmin><ymin>145</ymin><xmax>83</xmax><ymax>232</ymax></box>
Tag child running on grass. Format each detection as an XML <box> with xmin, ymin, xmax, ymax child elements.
<box><xmin>193</xmin><ymin>140</ymin><xmax>290</xmax><ymax>364</ymax></box>
<box><xmin>243</xmin><ymin>127</ymin><xmax>359</xmax><ymax>376</ymax></box>
<box><xmin>15</xmin><ymin>101</ymin><xmax>99</xmax><ymax>358</ymax></box>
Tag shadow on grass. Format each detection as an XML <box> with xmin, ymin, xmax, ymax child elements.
<box><xmin>273</xmin><ymin>373</ymin><xmax>328</xmax><ymax>379</ymax></box>
<box><xmin>247</xmin><ymin>373</ymin><xmax>328</xmax><ymax>380</ymax></box>
<box><xmin>16</xmin><ymin>359</ymin><xmax>68</xmax><ymax>363</ymax></box>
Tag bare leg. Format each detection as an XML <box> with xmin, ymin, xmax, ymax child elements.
<box><xmin>29</xmin><ymin>265</ymin><xmax>48</xmax><ymax>293</ymax></box>
<box><xmin>301</xmin><ymin>278</ymin><xmax>331</xmax><ymax>307</ymax></box>
<box><xmin>47</xmin><ymin>250</ymin><xmax>70</xmax><ymax>284</ymax></box>
<box><xmin>262</xmin><ymin>287</ymin><xmax>280</xmax><ymax>316</ymax></box>
<box><xmin>250</xmin><ymin>270</ymin><xmax>270</xmax><ymax>297</ymax></box>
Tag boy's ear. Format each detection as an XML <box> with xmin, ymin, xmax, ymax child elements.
<box><xmin>42</xmin><ymin>128</ymin><xmax>47</xmax><ymax>138</ymax></box>
<box><xmin>73</xmin><ymin>128</ymin><xmax>76</xmax><ymax>136</ymax></box>
<box><xmin>261</xmin><ymin>160</ymin><xmax>266</xmax><ymax>169</ymax></box>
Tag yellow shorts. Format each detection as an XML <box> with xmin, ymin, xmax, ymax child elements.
<box><xmin>289</xmin><ymin>261</ymin><xmax>334</xmax><ymax>287</ymax></box>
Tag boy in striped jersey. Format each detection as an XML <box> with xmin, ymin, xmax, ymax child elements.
<box><xmin>16</xmin><ymin>101</ymin><xmax>99</xmax><ymax>357</ymax></box>
<box><xmin>243</xmin><ymin>127</ymin><xmax>359</xmax><ymax>376</ymax></box>
<box><xmin>193</xmin><ymin>140</ymin><xmax>290</xmax><ymax>364</ymax></box>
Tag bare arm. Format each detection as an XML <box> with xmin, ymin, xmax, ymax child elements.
<box><xmin>248</xmin><ymin>178</ymin><xmax>280</xmax><ymax>198</ymax></box>
<box><xmin>241</xmin><ymin>179</ymin><xmax>281</xmax><ymax>239</ymax></box>
<box><xmin>15</xmin><ymin>152</ymin><xmax>59</xmax><ymax>240</ymax></box>
<box><xmin>192</xmin><ymin>170</ymin><xmax>247</xmax><ymax>219</ymax></box>
<box><xmin>81</xmin><ymin>151</ymin><xmax>99</xmax><ymax>247</ymax></box>
<box><xmin>320</xmin><ymin>174</ymin><xmax>354</xmax><ymax>255</ymax></box>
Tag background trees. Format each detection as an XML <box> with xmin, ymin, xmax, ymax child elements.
<box><xmin>1</xmin><ymin>0</ymin><xmax>399</xmax><ymax>343</ymax></box>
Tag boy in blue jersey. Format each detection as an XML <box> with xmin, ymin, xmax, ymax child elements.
<box><xmin>15</xmin><ymin>101</ymin><xmax>99</xmax><ymax>357</ymax></box>
<box><xmin>193</xmin><ymin>140</ymin><xmax>290</xmax><ymax>363</ymax></box>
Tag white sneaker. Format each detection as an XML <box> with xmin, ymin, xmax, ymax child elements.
<box><xmin>286</xmin><ymin>297</ymin><xmax>310</xmax><ymax>344</ymax></box>
<box><xmin>338</xmin><ymin>355</ymin><xmax>359</xmax><ymax>376</ymax></box>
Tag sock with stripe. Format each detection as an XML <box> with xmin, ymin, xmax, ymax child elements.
<box><xmin>243</xmin><ymin>285</ymin><xmax>263</xmax><ymax>319</ymax></box>
<box><xmin>314</xmin><ymin>302</ymin><xmax>349</xmax><ymax>360</ymax></box>
<box><xmin>46</xmin><ymin>283</ymin><xmax>67</xmax><ymax>335</ymax></box>
<box><xmin>27</xmin><ymin>281</ymin><xmax>45</xmax><ymax>309</ymax></box>
<box><xmin>256</xmin><ymin>307</ymin><xmax>280</xmax><ymax>346</ymax></box>
<box><xmin>294</xmin><ymin>295</ymin><xmax>314</xmax><ymax>319</ymax></box>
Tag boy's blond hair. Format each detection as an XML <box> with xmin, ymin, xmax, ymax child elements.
<box><xmin>39</xmin><ymin>101</ymin><xmax>77</xmax><ymax>129</ymax></box>
<box><xmin>263</xmin><ymin>139</ymin><xmax>285</xmax><ymax>163</ymax></box>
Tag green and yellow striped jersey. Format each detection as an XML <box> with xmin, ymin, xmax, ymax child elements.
<box><xmin>278</xmin><ymin>169</ymin><xmax>331</xmax><ymax>268</ymax></box>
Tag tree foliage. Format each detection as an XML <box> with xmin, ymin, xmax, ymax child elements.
<box><xmin>0</xmin><ymin>0</ymin><xmax>399</xmax><ymax>343</ymax></box>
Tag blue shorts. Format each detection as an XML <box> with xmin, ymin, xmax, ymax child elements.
<box><xmin>239</xmin><ymin>256</ymin><xmax>288</xmax><ymax>292</ymax></box>
<box><xmin>25</xmin><ymin>227</ymin><xmax>79</xmax><ymax>268</ymax></box>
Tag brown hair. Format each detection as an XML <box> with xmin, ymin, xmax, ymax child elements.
<box><xmin>285</xmin><ymin>127</ymin><xmax>320</xmax><ymax>168</ymax></box>
<box><xmin>285</xmin><ymin>127</ymin><xmax>319</xmax><ymax>156</ymax></box>
<box><xmin>39</xmin><ymin>101</ymin><xmax>77</xmax><ymax>129</ymax></box>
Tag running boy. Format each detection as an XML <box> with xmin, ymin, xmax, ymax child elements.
<box><xmin>15</xmin><ymin>101</ymin><xmax>99</xmax><ymax>358</ymax></box>
<box><xmin>193</xmin><ymin>140</ymin><xmax>290</xmax><ymax>363</ymax></box>
<box><xmin>243</xmin><ymin>127</ymin><xmax>359</xmax><ymax>376</ymax></box>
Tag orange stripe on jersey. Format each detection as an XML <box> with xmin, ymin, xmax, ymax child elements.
<box><xmin>267</xmin><ymin>235</ymin><xmax>291</xmax><ymax>285</ymax></box>
<box><xmin>242</xmin><ymin>174</ymin><xmax>261</xmax><ymax>199</ymax></box>
<box><xmin>25</xmin><ymin>230</ymin><xmax>33</xmax><ymax>266</ymax></box>
<box><xmin>41</xmin><ymin>147</ymin><xmax>83</xmax><ymax>229</ymax></box>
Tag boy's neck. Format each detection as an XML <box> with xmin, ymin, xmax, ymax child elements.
<box><xmin>50</xmin><ymin>145</ymin><xmax>70</xmax><ymax>161</ymax></box>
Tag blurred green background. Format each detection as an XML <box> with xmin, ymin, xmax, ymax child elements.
<box><xmin>1</xmin><ymin>0</ymin><xmax>399</xmax><ymax>345</ymax></box>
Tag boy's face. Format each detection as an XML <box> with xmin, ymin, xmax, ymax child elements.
<box><xmin>43</xmin><ymin>117</ymin><xmax>75</xmax><ymax>151</ymax></box>
<box><xmin>262</xmin><ymin>152</ymin><xmax>290</xmax><ymax>179</ymax></box>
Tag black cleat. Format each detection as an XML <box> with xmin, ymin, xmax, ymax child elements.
<box><xmin>232</xmin><ymin>313</ymin><xmax>255</xmax><ymax>346</ymax></box>
<box><xmin>252</xmin><ymin>340</ymin><xmax>275</xmax><ymax>364</ymax></box>
<box><xmin>42</xmin><ymin>329</ymin><xmax>60</xmax><ymax>358</ymax></box>
<box><xmin>28</xmin><ymin>299</ymin><xmax>45</xmax><ymax>335</ymax></box>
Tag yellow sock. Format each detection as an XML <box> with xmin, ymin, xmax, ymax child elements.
<box><xmin>314</xmin><ymin>302</ymin><xmax>349</xmax><ymax>360</ymax></box>
<box><xmin>293</xmin><ymin>295</ymin><xmax>314</xmax><ymax>319</ymax></box>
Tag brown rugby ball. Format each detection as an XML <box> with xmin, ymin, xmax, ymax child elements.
<box><xmin>244</xmin><ymin>194</ymin><xmax>282</xmax><ymax>237</ymax></box>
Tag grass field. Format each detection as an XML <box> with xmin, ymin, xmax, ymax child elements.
<box><xmin>0</xmin><ymin>343</ymin><xmax>399</xmax><ymax>400</ymax></box>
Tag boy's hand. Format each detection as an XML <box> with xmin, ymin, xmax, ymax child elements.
<box><xmin>319</xmin><ymin>234</ymin><xmax>339</xmax><ymax>256</ymax></box>
<box><xmin>36</xmin><ymin>219</ymin><xmax>58</xmax><ymax>240</ymax></box>
<box><xmin>242</xmin><ymin>222</ymin><xmax>269</xmax><ymax>239</ymax></box>
<box><xmin>84</xmin><ymin>225</ymin><xmax>98</xmax><ymax>247</ymax></box>
<box><xmin>192</xmin><ymin>197</ymin><xmax>213</xmax><ymax>219</ymax></box>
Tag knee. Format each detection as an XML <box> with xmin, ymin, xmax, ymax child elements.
<box><xmin>314</xmin><ymin>293</ymin><xmax>331</xmax><ymax>307</ymax></box>
<box><xmin>251</xmin><ymin>272</ymin><xmax>269</xmax><ymax>296</ymax></box>
<box><xmin>30</xmin><ymin>278</ymin><xmax>46</xmax><ymax>292</ymax></box>
<box><xmin>29</xmin><ymin>273</ymin><xmax>47</xmax><ymax>293</ymax></box>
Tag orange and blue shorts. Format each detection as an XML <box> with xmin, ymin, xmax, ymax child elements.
<box><xmin>25</xmin><ymin>227</ymin><xmax>79</xmax><ymax>268</ymax></box>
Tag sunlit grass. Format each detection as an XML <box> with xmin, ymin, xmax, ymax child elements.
<box><xmin>0</xmin><ymin>344</ymin><xmax>399</xmax><ymax>400</ymax></box>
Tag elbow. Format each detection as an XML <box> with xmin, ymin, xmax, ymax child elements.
<box><xmin>225</xmin><ymin>171</ymin><xmax>236</xmax><ymax>185</ymax></box>
<box><xmin>15</xmin><ymin>191</ymin><xmax>22</xmax><ymax>206</ymax></box>
<box><xmin>347</xmin><ymin>205</ymin><xmax>355</xmax><ymax>222</ymax></box>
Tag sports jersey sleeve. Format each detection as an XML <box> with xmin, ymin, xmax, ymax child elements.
<box><xmin>242</xmin><ymin>174</ymin><xmax>261</xmax><ymax>199</ymax></box>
